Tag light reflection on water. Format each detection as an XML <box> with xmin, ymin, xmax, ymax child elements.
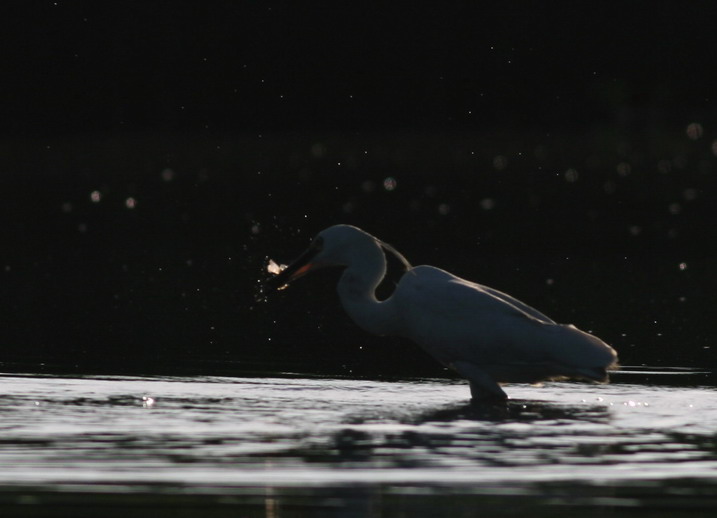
<box><xmin>0</xmin><ymin>371</ymin><xmax>715</xmax><ymax>515</ymax></box>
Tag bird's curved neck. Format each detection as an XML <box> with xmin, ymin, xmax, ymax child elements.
<box><xmin>336</xmin><ymin>240</ymin><xmax>398</xmax><ymax>336</ymax></box>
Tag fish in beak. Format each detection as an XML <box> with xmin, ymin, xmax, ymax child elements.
<box><xmin>266</xmin><ymin>238</ymin><xmax>324</xmax><ymax>290</ymax></box>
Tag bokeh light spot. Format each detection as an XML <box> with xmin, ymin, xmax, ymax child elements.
<box><xmin>683</xmin><ymin>188</ymin><xmax>698</xmax><ymax>201</ymax></box>
<box><xmin>383</xmin><ymin>177</ymin><xmax>397</xmax><ymax>191</ymax></box>
<box><xmin>161</xmin><ymin>168</ymin><xmax>175</xmax><ymax>182</ymax></box>
<box><xmin>564</xmin><ymin>168</ymin><xmax>579</xmax><ymax>183</ymax></box>
<box><xmin>657</xmin><ymin>160</ymin><xmax>672</xmax><ymax>174</ymax></box>
<box><xmin>480</xmin><ymin>198</ymin><xmax>496</xmax><ymax>210</ymax></box>
<box><xmin>686</xmin><ymin>122</ymin><xmax>703</xmax><ymax>140</ymax></box>
<box><xmin>616</xmin><ymin>162</ymin><xmax>631</xmax><ymax>176</ymax></box>
<box><xmin>533</xmin><ymin>145</ymin><xmax>548</xmax><ymax>161</ymax></box>
<box><xmin>492</xmin><ymin>155</ymin><xmax>508</xmax><ymax>170</ymax></box>
<box><xmin>311</xmin><ymin>142</ymin><xmax>326</xmax><ymax>158</ymax></box>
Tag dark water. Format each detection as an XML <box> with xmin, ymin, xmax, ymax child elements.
<box><xmin>0</xmin><ymin>370</ymin><xmax>715</xmax><ymax>517</ymax></box>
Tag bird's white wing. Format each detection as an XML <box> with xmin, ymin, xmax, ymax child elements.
<box><xmin>394</xmin><ymin>265</ymin><xmax>615</xmax><ymax>375</ymax></box>
<box><xmin>397</xmin><ymin>266</ymin><xmax>549</xmax><ymax>324</ymax></box>
<box><xmin>478</xmin><ymin>284</ymin><xmax>555</xmax><ymax>323</ymax></box>
<box><xmin>394</xmin><ymin>266</ymin><xmax>554</xmax><ymax>363</ymax></box>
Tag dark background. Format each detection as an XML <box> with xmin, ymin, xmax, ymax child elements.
<box><xmin>1</xmin><ymin>1</ymin><xmax>716</xmax><ymax>377</ymax></box>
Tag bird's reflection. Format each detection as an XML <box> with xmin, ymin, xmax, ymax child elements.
<box><xmin>341</xmin><ymin>397</ymin><xmax>611</xmax><ymax>426</ymax></box>
<box><xmin>305</xmin><ymin>399</ymin><xmax>613</xmax><ymax>468</ymax></box>
<box><xmin>411</xmin><ymin>398</ymin><xmax>610</xmax><ymax>424</ymax></box>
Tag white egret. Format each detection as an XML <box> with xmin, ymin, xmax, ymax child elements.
<box><xmin>269</xmin><ymin>224</ymin><xmax>618</xmax><ymax>400</ymax></box>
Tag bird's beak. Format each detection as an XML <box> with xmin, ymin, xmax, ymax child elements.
<box><xmin>267</xmin><ymin>241</ymin><xmax>322</xmax><ymax>290</ymax></box>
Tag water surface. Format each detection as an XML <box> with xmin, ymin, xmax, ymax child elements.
<box><xmin>0</xmin><ymin>370</ymin><xmax>715</xmax><ymax>516</ymax></box>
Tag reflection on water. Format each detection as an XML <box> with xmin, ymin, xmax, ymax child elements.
<box><xmin>0</xmin><ymin>370</ymin><xmax>715</xmax><ymax>516</ymax></box>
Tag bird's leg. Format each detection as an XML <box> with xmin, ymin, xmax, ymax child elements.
<box><xmin>451</xmin><ymin>361</ymin><xmax>508</xmax><ymax>401</ymax></box>
<box><xmin>469</xmin><ymin>380</ymin><xmax>508</xmax><ymax>402</ymax></box>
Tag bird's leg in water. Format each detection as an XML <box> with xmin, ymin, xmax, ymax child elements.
<box><xmin>469</xmin><ymin>381</ymin><xmax>508</xmax><ymax>403</ymax></box>
<box><xmin>452</xmin><ymin>361</ymin><xmax>508</xmax><ymax>401</ymax></box>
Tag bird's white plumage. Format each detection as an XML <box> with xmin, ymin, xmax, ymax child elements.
<box><xmin>271</xmin><ymin>224</ymin><xmax>618</xmax><ymax>400</ymax></box>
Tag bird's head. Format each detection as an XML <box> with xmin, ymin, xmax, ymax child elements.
<box><xmin>266</xmin><ymin>225</ymin><xmax>410</xmax><ymax>290</ymax></box>
<box><xmin>266</xmin><ymin>225</ymin><xmax>359</xmax><ymax>290</ymax></box>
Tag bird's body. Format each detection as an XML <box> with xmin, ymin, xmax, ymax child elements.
<box><xmin>270</xmin><ymin>225</ymin><xmax>618</xmax><ymax>400</ymax></box>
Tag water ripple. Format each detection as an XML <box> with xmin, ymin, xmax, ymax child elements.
<box><xmin>0</xmin><ymin>371</ymin><xmax>715</xmax><ymax>512</ymax></box>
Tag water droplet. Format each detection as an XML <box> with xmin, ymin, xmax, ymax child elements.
<box><xmin>564</xmin><ymin>168</ymin><xmax>579</xmax><ymax>183</ymax></box>
<box><xmin>125</xmin><ymin>197</ymin><xmax>137</xmax><ymax>209</ymax></box>
<box><xmin>90</xmin><ymin>190</ymin><xmax>101</xmax><ymax>203</ymax></box>
<box><xmin>678</xmin><ymin>262</ymin><xmax>688</xmax><ymax>271</ymax></box>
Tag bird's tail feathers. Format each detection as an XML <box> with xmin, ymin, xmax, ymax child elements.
<box><xmin>546</xmin><ymin>324</ymin><xmax>618</xmax><ymax>375</ymax></box>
